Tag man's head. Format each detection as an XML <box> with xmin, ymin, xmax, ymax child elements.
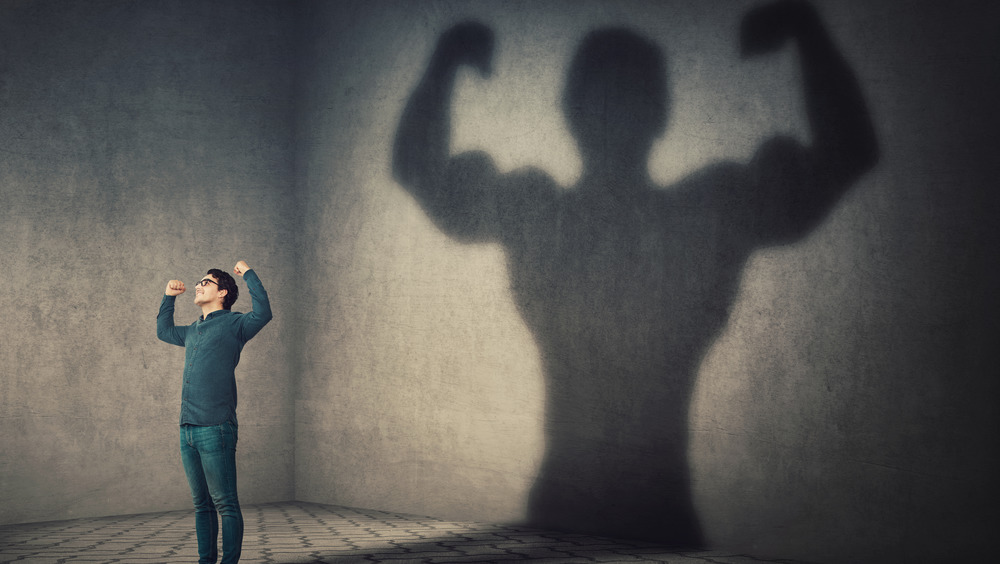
<box><xmin>563</xmin><ymin>28</ymin><xmax>669</xmax><ymax>164</ymax></box>
<box><xmin>194</xmin><ymin>269</ymin><xmax>239</xmax><ymax>310</ymax></box>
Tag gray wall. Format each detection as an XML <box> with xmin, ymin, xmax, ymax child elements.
<box><xmin>2</xmin><ymin>1</ymin><xmax>998</xmax><ymax>563</ymax></box>
<box><xmin>1</xmin><ymin>0</ymin><xmax>299</xmax><ymax>524</ymax></box>
<box><xmin>294</xmin><ymin>1</ymin><xmax>998</xmax><ymax>563</ymax></box>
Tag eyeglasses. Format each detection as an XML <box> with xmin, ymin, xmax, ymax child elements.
<box><xmin>197</xmin><ymin>278</ymin><xmax>219</xmax><ymax>288</ymax></box>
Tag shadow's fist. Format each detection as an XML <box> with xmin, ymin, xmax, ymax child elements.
<box><xmin>437</xmin><ymin>21</ymin><xmax>494</xmax><ymax>77</ymax></box>
<box><xmin>740</xmin><ymin>0</ymin><xmax>819</xmax><ymax>57</ymax></box>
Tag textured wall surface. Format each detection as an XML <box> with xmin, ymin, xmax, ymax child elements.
<box><xmin>2</xmin><ymin>1</ymin><xmax>998</xmax><ymax>563</ymax></box>
<box><xmin>0</xmin><ymin>0</ymin><xmax>299</xmax><ymax>524</ymax></box>
<box><xmin>294</xmin><ymin>1</ymin><xmax>998</xmax><ymax>562</ymax></box>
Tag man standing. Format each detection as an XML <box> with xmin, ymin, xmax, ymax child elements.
<box><xmin>157</xmin><ymin>260</ymin><xmax>272</xmax><ymax>564</ymax></box>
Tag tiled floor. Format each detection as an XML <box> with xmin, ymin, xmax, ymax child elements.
<box><xmin>0</xmin><ymin>501</ymin><xmax>808</xmax><ymax>564</ymax></box>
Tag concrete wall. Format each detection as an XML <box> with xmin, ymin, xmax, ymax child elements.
<box><xmin>0</xmin><ymin>0</ymin><xmax>300</xmax><ymax>524</ymax></box>
<box><xmin>294</xmin><ymin>1</ymin><xmax>998</xmax><ymax>562</ymax></box>
<box><xmin>2</xmin><ymin>1</ymin><xmax>997</xmax><ymax>562</ymax></box>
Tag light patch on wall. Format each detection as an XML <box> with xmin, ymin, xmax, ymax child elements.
<box><xmin>651</xmin><ymin>26</ymin><xmax>807</xmax><ymax>187</ymax></box>
<box><xmin>451</xmin><ymin>32</ymin><xmax>580</xmax><ymax>187</ymax></box>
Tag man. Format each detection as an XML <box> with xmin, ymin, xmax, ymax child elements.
<box><xmin>393</xmin><ymin>0</ymin><xmax>876</xmax><ymax>545</ymax></box>
<box><xmin>156</xmin><ymin>260</ymin><xmax>272</xmax><ymax>564</ymax></box>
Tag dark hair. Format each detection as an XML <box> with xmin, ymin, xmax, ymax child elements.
<box><xmin>207</xmin><ymin>268</ymin><xmax>239</xmax><ymax>310</ymax></box>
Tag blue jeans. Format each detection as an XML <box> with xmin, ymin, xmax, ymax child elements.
<box><xmin>180</xmin><ymin>423</ymin><xmax>243</xmax><ymax>564</ymax></box>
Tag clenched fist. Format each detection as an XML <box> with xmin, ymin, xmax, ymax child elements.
<box><xmin>233</xmin><ymin>261</ymin><xmax>250</xmax><ymax>277</ymax></box>
<box><xmin>437</xmin><ymin>21</ymin><xmax>494</xmax><ymax>78</ymax></box>
<box><xmin>165</xmin><ymin>280</ymin><xmax>186</xmax><ymax>296</ymax></box>
<box><xmin>740</xmin><ymin>0</ymin><xmax>819</xmax><ymax>57</ymax></box>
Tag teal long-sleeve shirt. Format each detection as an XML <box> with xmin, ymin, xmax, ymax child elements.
<box><xmin>156</xmin><ymin>269</ymin><xmax>272</xmax><ymax>426</ymax></box>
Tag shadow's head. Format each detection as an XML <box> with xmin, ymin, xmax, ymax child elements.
<box><xmin>563</xmin><ymin>28</ymin><xmax>669</xmax><ymax>167</ymax></box>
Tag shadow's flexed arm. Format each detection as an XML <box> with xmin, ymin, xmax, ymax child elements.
<box><xmin>393</xmin><ymin>23</ymin><xmax>516</xmax><ymax>243</ymax></box>
<box><xmin>393</xmin><ymin>23</ymin><xmax>493</xmax><ymax>186</ymax></box>
<box><xmin>738</xmin><ymin>0</ymin><xmax>879</xmax><ymax>245</ymax></box>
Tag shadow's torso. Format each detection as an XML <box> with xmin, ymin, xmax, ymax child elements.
<box><xmin>505</xmin><ymin>180</ymin><xmax>751</xmax><ymax>545</ymax></box>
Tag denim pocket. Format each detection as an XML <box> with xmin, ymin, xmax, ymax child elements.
<box><xmin>221</xmin><ymin>420</ymin><xmax>238</xmax><ymax>451</ymax></box>
<box><xmin>188</xmin><ymin>424</ymin><xmax>225</xmax><ymax>454</ymax></box>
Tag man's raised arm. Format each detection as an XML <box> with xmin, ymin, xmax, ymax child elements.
<box><xmin>233</xmin><ymin>260</ymin><xmax>272</xmax><ymax>343</ymax></box>
<box><xmin>157</xmin><ymin>280</ymin><xmax>187</xmax><ymax>346</ymax></box>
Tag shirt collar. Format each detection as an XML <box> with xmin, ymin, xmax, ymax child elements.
<box><xmin>200</xmin><ymin>309</ymin><xmax>230</xmax><ymax>322</ymax></box>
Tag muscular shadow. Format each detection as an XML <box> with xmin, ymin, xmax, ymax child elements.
<box><xmin>393</xmin><ymin>1</ymin><xmax>877</xmax><ymax>547</ymax></box>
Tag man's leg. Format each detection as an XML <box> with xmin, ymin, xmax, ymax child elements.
<box><xmin>180</xmin><ymin>425</ymin><xmax>220</xmax><ymax>564</ymax></box>
<box><xmin>199</xmin><ymin>421</ymin><xmax>243</xmax><ymax>564</ymax></box>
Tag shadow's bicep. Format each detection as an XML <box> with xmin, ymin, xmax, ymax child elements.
<box><xmin>411</xmin><ymin>151</ymin><xmax>523</xmax><ymax>243</ymax></box>
<box><xmin>397</xmin><ymin>150</ymin><xmax>495</xmax><ymax>242</ymax></box>
<box><xmin>408</xmin><ymin>150</ymin><xmax>558</xmax><ymax>244</ymax></box>
<box><xmin>742</xmin><ymin>136</ymin><xmax>838</xmax><ymax>246</ymax></box>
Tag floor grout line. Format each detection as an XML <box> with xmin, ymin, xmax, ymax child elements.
<box><xmin>0</xmin><ymin>501</ymin><xmax>813</xmax><ymax>564</ymax></box>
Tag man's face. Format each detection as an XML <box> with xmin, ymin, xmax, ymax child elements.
<box><xmin>193</xmin><ymin>275</ymin><xmax>224</xmax><ymax>307</ymax></box>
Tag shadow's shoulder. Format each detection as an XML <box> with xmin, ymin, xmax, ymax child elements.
<box><xmin>660</xmin><ymin>159</ymin><xmax>749</xmax><ymax>207</ymax></box>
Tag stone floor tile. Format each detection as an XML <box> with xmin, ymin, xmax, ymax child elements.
<box><xmin>0</xmin><ymin>501</ymin><xmax>811</xmax><ymax>564</ymax></box>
